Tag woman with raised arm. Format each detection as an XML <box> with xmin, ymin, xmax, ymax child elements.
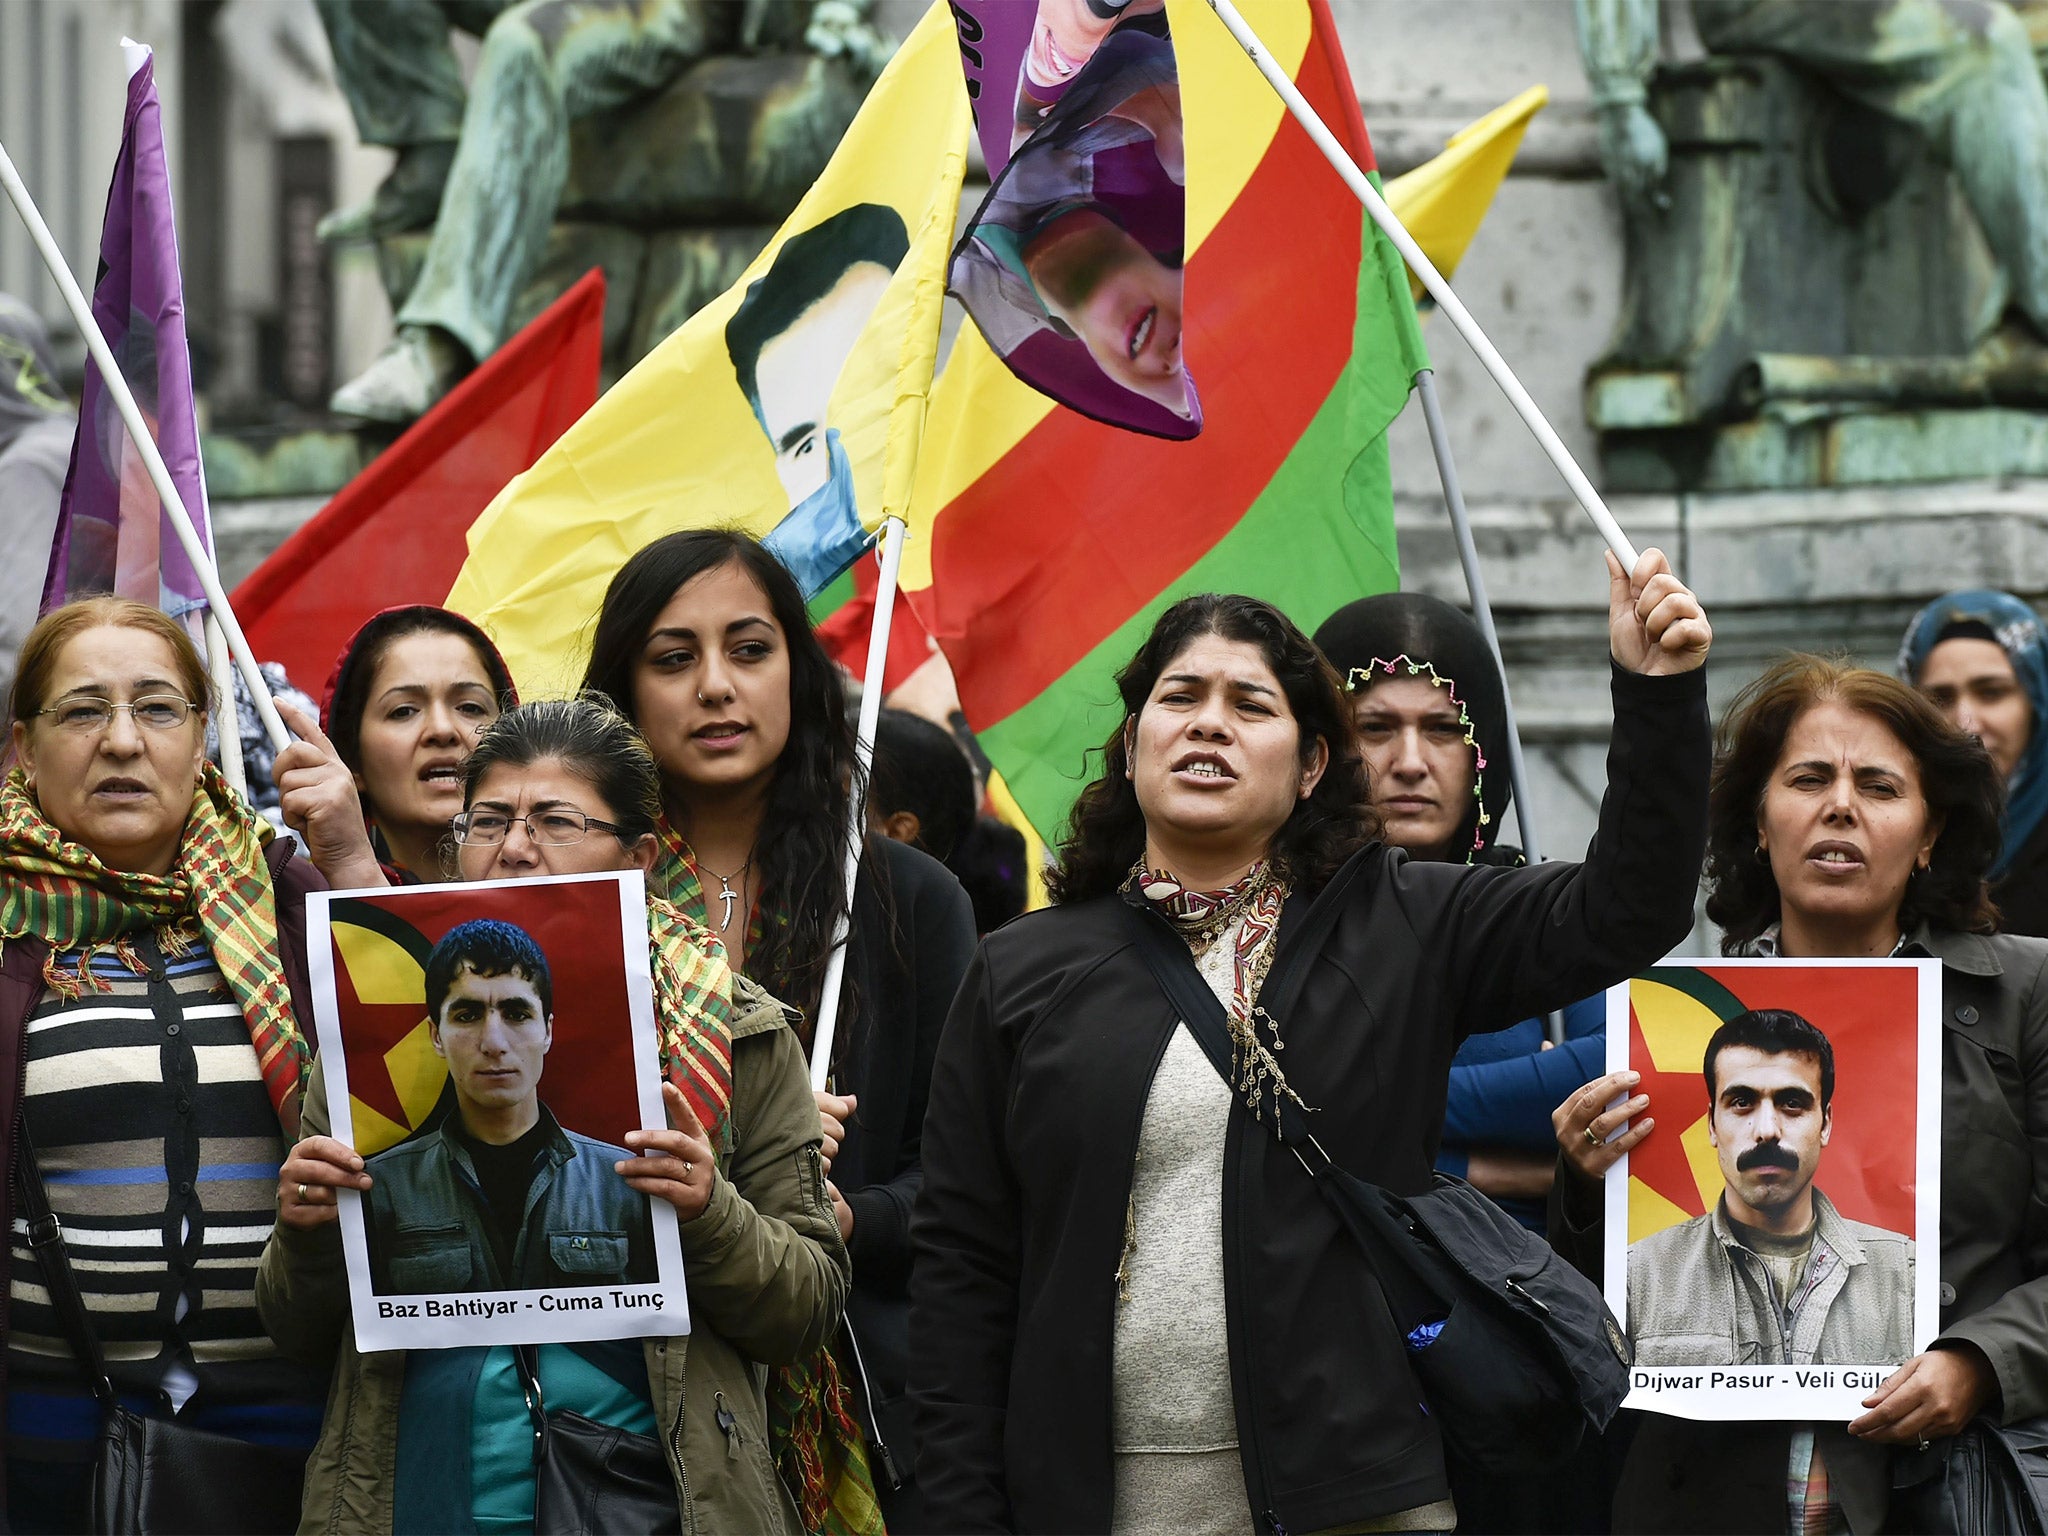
<box><xmin>318</xmin><ymin>605</ymin><xmax>517</xmax><ymax>883</ymax></box>
<box><xmin>581</xmin><ymin>529</ymin><xmax>975</xmax><ymax>1530</ymax></box>
<box><xmin>0</xmin><ymin>597</ymin><xmax>375</xmax><ymax>1532</ymax></box>
<box><xmin>1554</xmin><ymin>655</ymin><xmax>2048</xmax><ymax>1534</ymax></box>
<box><xmin>261</xmin><ymin>697</ymin><xmax>850</xmax><ymax>1535</ymax></box>
<box><xmin>911</xmin><ymin>550</ymin><xmax>1713</xmax><ymax>1535</ymax></box>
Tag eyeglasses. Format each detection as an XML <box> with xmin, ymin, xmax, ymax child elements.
<box><xmin>451</xmin><ymin>808</ymin><xmax>630</xmax><ymax>846</ymax></box>
<box><xmin>36</xmin><ymin>695</ymin><xmax>196</xmax><ymax>733</ymax></box>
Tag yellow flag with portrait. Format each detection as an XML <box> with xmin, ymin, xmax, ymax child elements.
<box><xmin>446</xmin><ymin>3</ymin><xmax>971</xmax><ymax>694</ymax></box>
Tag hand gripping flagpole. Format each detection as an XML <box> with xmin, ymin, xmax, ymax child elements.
<box><xmin>808</xmin><ymin>516</ymin><xmax>908</xmax><ymax>1092</ymax></box>
<box><xmin>0</xmin><ymin>136</ymin><xmax>291</xmax><ymax>755</ymax></box>
<box><xmin>1204</xmin><ymin>0</ymin><xmax>1640</xmax><ymax>572</ymax></box>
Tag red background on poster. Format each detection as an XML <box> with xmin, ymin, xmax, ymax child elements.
<box><xmin>1629</xmin><ymin>963</ymin><xmax>1920</xmax><ymax>1237</ymax></box>
<box><xmin>329</xmin><ymin>878</ymin><xmax>647</xmax><ymax>1150</ymax></box>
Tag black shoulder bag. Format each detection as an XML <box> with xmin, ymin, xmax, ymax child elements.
<box><xmin>510</xmin><ymin>1344</ymin><xmax>681</xmax><ymax>1536</ymax></box>
<box><xmin>1121</xmin><ymin>895</ymin><xmax>1631</xmax><ymax>1475</ymax></box>
<box><xmin>13</xmin><ymin>1124</ymin><xmax>307</xmax><ymax>1535</ymax></box>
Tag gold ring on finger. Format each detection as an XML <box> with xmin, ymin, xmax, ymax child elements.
<box><xmin>683</xmin><ymin>1161</ymin><xmax>693</xmax><ymax>1178</ymax></box>
<box><xmin>1583</xmin><ymin>1125</ymin><xmax>1602</xmax><ymax>1148</ymax></box>
<box><xmin>297</xmin><ymin>1183</ymin><xmax>309</xmax><ymax>1202</ymax></box>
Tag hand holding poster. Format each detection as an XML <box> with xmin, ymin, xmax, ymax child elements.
<box><xmin>307</xmin><ymin>871</ymin><xmax>688</xmax><ymax>1352</ymax></box>
<box><xmin>1605</xmin><ymin>960</ymin><xmax>1941</xmax><ymax>1420</ymax></box>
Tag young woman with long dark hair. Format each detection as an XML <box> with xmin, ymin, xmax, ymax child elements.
<box><xmin>582</xmin><ymin>530</ymin><xmax>976</xmax><ymax>1529</ymax></box>
<box><xmin>910</xmin><ymin>551</ymin><xmax>1713</xmax><ymax>1535</ymax></box>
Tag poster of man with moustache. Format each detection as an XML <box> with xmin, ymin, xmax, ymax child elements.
<box><xmin>1605</xmin><ymin>960</ymin><xmax>1941</xmax><ymax>1419</ymax></box>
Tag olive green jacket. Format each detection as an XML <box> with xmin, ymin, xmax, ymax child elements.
<box><xmin>257</xmin><ymin>976</ymin><xmax>848</xmax><ymax>1535</ymax></box>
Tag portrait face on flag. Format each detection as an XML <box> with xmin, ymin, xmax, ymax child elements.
<box><xmin>948</xmin><ymin>0</ymin><xmax>1199</xmax><ymax>438</ymax></box>
<box><xmin>1603</xmin><ymin>960</ymin><xmax>1941</xmax><ymax>1420</ymax></box>
<box><xmin>307</xmin><ymin>871</ymin><xmax>688</xmax><ymax>1352</ymax></box>
<box><xmin>726</xmin><ymin>202</ymin><xmax>910</xmax><ymax>598</ymax></box>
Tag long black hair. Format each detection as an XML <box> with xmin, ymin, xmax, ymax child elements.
<box><xmin>1051</xmin><ymin>593</ymin><xmax>1377</xmax><ymax>903</ymax></box>
<box><xmin>581</xmin><ymin>529</ymin><xmax>860</xmax><ymax>1025</ymax></box>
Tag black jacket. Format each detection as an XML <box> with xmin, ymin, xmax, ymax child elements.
<box><xmin>909</xmin><ymin>666</ymin><xmax>1711</xmax><ymax>1534</ymax></box>
<box><xmin>833</xmin><ymin>836</ymin><xmax>977</xmax><ymax>1468</ymax></box>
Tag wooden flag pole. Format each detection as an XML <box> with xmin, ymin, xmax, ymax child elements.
<box><xmin>1204</xmin><ymin>0</ymin><xmax>1641</xmax><ymax>571</ymax></box>
<box><xmin>809</xmin><ymin>516</ymin><xmax>908</xmax><ymax>1092</ymax></box>
<box><xmin>0</xmin><ymin>135</ymin><xmax>290</xmax><ymax>754</ymax></box>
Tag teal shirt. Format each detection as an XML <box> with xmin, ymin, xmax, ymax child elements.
<box><xmin>394</xmin><ymin>1341</ymin><xmax>658</xmax><ymax>1535</ymax></box>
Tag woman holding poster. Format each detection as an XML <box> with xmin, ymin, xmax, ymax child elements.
<box><xmin>262</xmin><ymin>697</ymin><xmax>853</xmax><ymax>1535</ymax></box>
<box><xmin>1556</xmin><ymin>656</ymin><xmax>2048</xmax><ymax>1533</ymax></box>
<box><xmin>911</xmin><ymin>550</ymin><xmax>1711</xmax><ymax>1536</ymax></box>
<box><xmin>582</xmin><ymin>529</ymin><xmax>977</xmax><ymax>1530</ymax></box>
<box><xmin>0</xmin><ymin>597</ymin><xmax>377</xmax><ymax>1531</ymax></box>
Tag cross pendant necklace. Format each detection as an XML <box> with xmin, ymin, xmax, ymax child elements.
<box><xmin>701</xmin><ymin>858</ymin><xmax>752</xmax><ymax>933</ymax></box>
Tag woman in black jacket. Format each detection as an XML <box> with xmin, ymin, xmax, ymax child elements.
<box><xmin>582</xmin><ymin>529</ymin><xmax>975</xmax><ymax>1528</ymax></box>
<box><xmin>909</xmin><ymin>551</ymin><xmax>1714</xmax><ymax>1535</ymax></box>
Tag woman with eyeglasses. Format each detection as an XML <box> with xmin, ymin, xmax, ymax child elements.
<box><xmin>0</xmin><ymin>597</ymin><xmax>379</xmax><ymax>1532</ymax></box>
<box><xmin>582</xmin><ymin>530</ymin><xmax>977</xmax><ymax>1530</ymax></box>
<box><xmin>262</xmin><ymin>697</ymin><xmax>851</xmax><ymax>1535</ymax></box>
<box><xmin>317</xmin><ymin>605</ymin><xmax>518</xmax><ymax>883</ymax></box>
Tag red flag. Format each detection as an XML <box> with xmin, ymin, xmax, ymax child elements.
<box><xmin>232</xmin><ymin>272</ymin><xmax>605</xmax><ymax>688</ymax></box>
<box><xmin>815</xmin><ymin>554</ymin><xmax>937</xmax><ymax>696</ymax></box>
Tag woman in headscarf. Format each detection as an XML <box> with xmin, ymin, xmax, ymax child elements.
<box><xmin>0</xmin><ymin>596</ymin><xmax>377</xmax><ymax>1531</ymax></box>
<box><xmin>318</xmin><ymin>606</ymin><xmax>518</xmax><ymax>883</ymax></box>
<box><xmin>1314</xmin><ymin>594</ymin><xmax>1615</xmax><ymax>1536</ymax></box>
<box><xmin>1314</xmin><ymin>593</ymin><xmax>1606</xmax><ymax>1232</ymax></box>
<box><xmin>1899</xmin><ymin>589</ymin><xmax>2048</xmax><ymax>936</ymax></box>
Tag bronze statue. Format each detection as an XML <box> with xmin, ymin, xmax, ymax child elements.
<box><xmin>1576</xmin><ymin>0</ymin><xmax>2048</xmax><ymax>489</ymax></box>
<box><xmin>317</xmin><ymin>0</ymin><xmax>893</xmax><ymax>423</ymax></box>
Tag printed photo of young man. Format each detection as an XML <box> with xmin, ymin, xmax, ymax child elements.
<box><xmin>1626</xmin><ymin>1009</ymin><xmax>1915</xmax><ymax>1368</ymax></box>
<box><xmin>363</xmin><ymin>918</ymin><xmax>657</xmax><ymax>1295</ymax></box>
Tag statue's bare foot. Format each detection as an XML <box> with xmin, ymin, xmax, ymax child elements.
<box><xmin>317</xmin><ymin>141</ymin><xmax>457</xmax><ymax>245</ymax></box>
<box><xmin>330</xmin><ymin>325</ymin><xmax>469</xmax><ymax>423</ymax></box>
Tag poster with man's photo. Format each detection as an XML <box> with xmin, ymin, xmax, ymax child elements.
<box><xmin>1603</xmin><ymin>959</ymin><xmax>1940</xmax><ymax>1419</ymax></box>
<box><xmin>306</xmin><ymin>871</ymin><xmax>689</xmax><ymax>1352</ymax></box>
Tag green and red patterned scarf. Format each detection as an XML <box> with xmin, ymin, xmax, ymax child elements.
<box><xmin>646</xmin><ymin>895</ymin><xmax>737</xmax><ymax>1137</ymax></box>
<box><xmin>0</xmin><ymin>762</ymin><xmax>309</xmax><ymax>1131</ymax></box>
<box><xmin>650</xmin><ymin>813</ymin><xmax>883</xmax><ymax>1536</ymax></box>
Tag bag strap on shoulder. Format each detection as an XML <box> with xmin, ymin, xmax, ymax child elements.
<box><xmin>13</xmin><ymin>1121</ymin><xmax>117</xmax><ymax>1407</ymax></box>
<box><xmin>1118</xmin><ymin>882</ymin><xmax>1350</xmax><ymax>1159</ymax></box>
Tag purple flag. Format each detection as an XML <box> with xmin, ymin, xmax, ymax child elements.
<box><xmin>42</xmin><ymin>42</ymin><xmax>212</xmax><ymax>622</ymax></box>
<box><xmin>947</xmin><ymin>0</ymin><xmax>1199</xmax><ymax>440</ymax></box>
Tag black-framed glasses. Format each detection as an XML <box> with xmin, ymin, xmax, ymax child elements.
<box><xmin>451</xmin><ymin>808</ymin><xmax>629</xmax><ymax>847</ymax></box>
<box><xmin>36</xmin><ymin>695</ymin><xmax>196</xmax><ymax>733</ymax></box>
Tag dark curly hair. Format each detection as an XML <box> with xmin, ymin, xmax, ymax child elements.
<box><xmin>1706</xmin><ymin>654</ymin><xmax>2002</xmax><ymax>949</ymax></box>
<box><xmin>1050</xmin><ymin>594</ymin><xmax>1377</xmax><ymax>904</ymax></box>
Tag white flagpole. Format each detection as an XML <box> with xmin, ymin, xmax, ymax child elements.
<box><xmin>205</xmin><ymin>613</ymin><xmax>249</xmax><ymax>799</ymax></box>
<box><xmin>1204</xmin><ymin>0</ymin><xmax>1641</xmax><ymax>572</ymax></box>
<box><xmin>0</xmin><ymin>136</ymin><xmax>291</xmax><ymax>754</ymax></box>
<box><xmin>809</xmin><ymin>516</ymin><xmax>908</xmax><ymax>1092</ymax></box>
